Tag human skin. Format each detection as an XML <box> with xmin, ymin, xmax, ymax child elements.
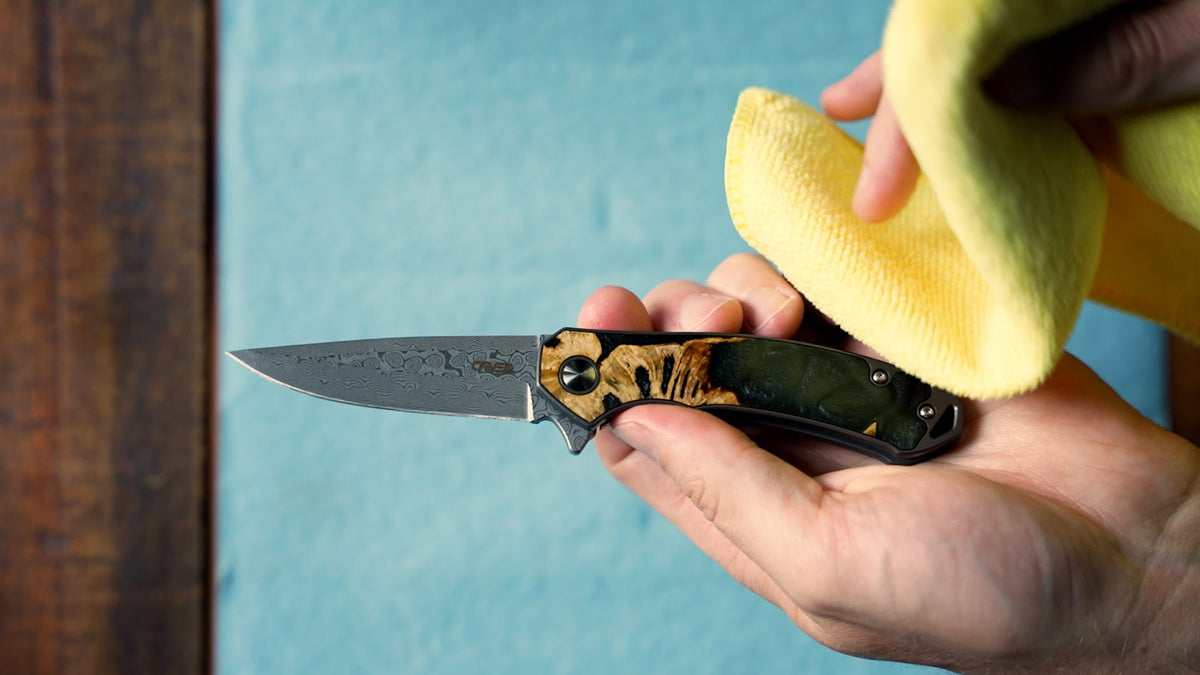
<box><xmin>821</xmin><ymin>0</ymin><xmax>1200</xmax><ymax>222</ymax></box>
<box><xmin>578</xmin><ymin>253</ymin><xmax>1200</xmax><ymax>673</ymax></box>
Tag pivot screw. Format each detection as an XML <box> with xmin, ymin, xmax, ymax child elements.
<box><xmin>918</xmin><ymin>404</ymin><xmax>937</xmax><ymax>420</ymax></box>
<box><xmin>559</xmin><ymin>356</ymin><xmax>600</xmax><ymax>395</ymax></box>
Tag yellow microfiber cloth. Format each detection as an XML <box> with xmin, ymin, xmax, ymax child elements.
<box><xmin>725</xmin><ymin>0</ymin><xmax>1200</xmax><ymax>399</ymax></box>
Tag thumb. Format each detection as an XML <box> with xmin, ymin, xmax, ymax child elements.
<box><xmin>986</xmin><ymin>0</ymin><xmax>1200</xmax><ymax>113</ymax></box>
<box><xmin>609</xmin><ymin>405</ymin><xmax>838</xmax><ymax>600</ymax></box>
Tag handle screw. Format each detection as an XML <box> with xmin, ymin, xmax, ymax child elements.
<box><xmin>918</xmin><ymin>404</ymin><xmax>936</xmax><ymax>420</ymax></box>
<box><xmin>870</xmin><ymin>369</ymin><xmax>889</xmax><ymax>386</ymax></box>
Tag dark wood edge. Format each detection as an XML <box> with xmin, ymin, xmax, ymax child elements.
<box><xmin>1170</xmin><ymin>336</ymin><xmax>1200</xmax><ymax>447</ymax></box>
<box><xmin>0</xmin><ymin>1</ymin><xmax>214</xmax><ymax>673</ymax></box>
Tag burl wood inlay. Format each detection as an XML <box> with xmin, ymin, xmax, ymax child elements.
<box><xmin>541</xmin><ymin>330</ymin><xmax>742</xmax><ymax>422</ymax></box>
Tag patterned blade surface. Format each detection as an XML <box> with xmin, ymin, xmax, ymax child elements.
<box><xmin>229</xmin><ymin>335</ymin><xmax>542</xmax><ymax>421</ymax></box>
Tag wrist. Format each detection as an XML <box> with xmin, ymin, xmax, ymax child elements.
<box><xmin>965</xmin><ymin>430</ymin><xmax>1200</xmax><ymax>675</ymax></box>
<box><xmin>1128</xmin><ymin>443</ymin><xmax>1200</xmax><ymax>673</ymax></box>
<box><xmin>1076</xmin><ymin>429</ymin><xmax>1200</xmax><ymax>675</ymax></box>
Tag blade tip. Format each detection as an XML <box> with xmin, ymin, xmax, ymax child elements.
<box><xmin>225</xmin><ymin>349</ymin><xmax>258</xmax><ymax>370</ymax></box>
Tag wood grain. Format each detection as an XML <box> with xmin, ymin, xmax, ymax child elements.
<box><xmin>0</xmin><ymin>1</ymin><xmax>212</xmax><ymax>673</ymax></box>
<box><xmin>1170</xmin><ymin>336</ymin><xmax>1200</xmax><ymax>447</ymax></box>
<box><xmin>540</xmin><ymin>330</ymin><xmax>741</xmax><ymax>421</ymax></box>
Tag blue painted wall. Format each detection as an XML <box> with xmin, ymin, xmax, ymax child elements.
<box><xmin>218</xmin><ymin>2</ymin><xmax>1167</xmax><ymax>673</ymax></box>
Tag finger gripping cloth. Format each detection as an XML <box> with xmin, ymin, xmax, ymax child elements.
<box><xmin>725</xmin><ymin>0</ymin><xmax>1200</xmax><ymax>398</ymax></box>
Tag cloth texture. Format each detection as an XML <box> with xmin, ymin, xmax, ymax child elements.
<box><xmin>726</xmin><ymin>0</ymin><xmax>1200</xmax><ymax>398</ymax></box>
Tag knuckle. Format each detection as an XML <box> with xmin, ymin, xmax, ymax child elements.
<box><xmin>677</xmin><ymin>470</ymin><xmax>722</xmax><ymax>523</ymax></box>
<box><xmin>707</xmin><ymin>252</ymin><xmax>763</xmax><ymax>285</ymax></box>
<box><xmin>725</xmin><ymin>251</ymin><xmax>766</xmax><ymax>267</ymax></box>
<box><xmin>645</xmin><ymin>278</ymin><xmax>690</xmax><ymax>298</ymax></box>
<box><xmin>1101</xmin><ymin>12</ymin><xmax>1171</xmax><ymax>102</ymax></box>
<box><xmin>793</xmin><ymin>578</ymin><xmax>848</xmax><ymax>619</ymax></box>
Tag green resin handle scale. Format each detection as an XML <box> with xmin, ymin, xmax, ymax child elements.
<box><xmin>539</xmin><ymin>329</ymin><xmax>963</xmax><ymax>465</ymax></box>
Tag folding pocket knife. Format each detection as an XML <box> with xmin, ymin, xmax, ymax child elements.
<box><xmin>229</xmin><ymin>328</ymin><xmax>964</xmax><ymax>465</ymax></box>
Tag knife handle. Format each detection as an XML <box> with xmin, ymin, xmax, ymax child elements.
<box><xmin>538</xmin><ymin>329</ymin><xmax>962</xmax><ymax>465</ymax></box>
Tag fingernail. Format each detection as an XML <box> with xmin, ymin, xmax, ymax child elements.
<box><xmin>679</xmin><ymin>293</ymin><xmax>736</xmax><ymax>331</ymax></box>
<box><xmin>611</xmin><ymin>420</ymin><xmax>658</xmax><ymax>462</ymax></box>
<box><xmin>746</xmin><ymin>286</ymin><xmax>800</xmax><ymax>332</ymax></box>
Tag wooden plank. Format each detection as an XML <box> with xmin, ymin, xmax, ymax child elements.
<box><xmin>1170</xmin><ymin>336</ymin><xmax>1200</xmax><ymax>447</ymax></box>
<box><xmin>0</xmin><ymin>1</ymin><xmax>212</xmax><ymax>673</ymax></box>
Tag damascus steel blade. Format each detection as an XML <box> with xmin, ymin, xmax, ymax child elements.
<box><xmin>229</xmin><ymin>335</ymin><xmax>542</xmax><ymax>421</ymax></box>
